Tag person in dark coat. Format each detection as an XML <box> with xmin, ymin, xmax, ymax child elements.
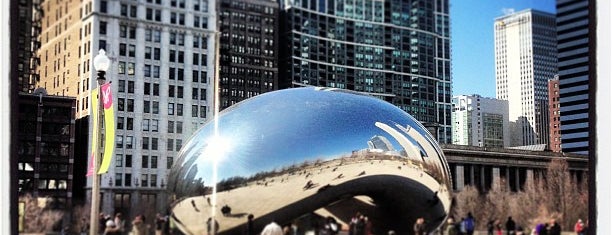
<box><xmin>505</xmin><ymin>217</ymin><xmax>516</xmax><ymax>235</ymax></box>
<box><xmin>548</xmin><ymin>219</ymin><xmax>561</xmax><ymax>235</ymax></box>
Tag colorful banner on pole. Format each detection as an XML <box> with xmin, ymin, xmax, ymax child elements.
<box><xmin>86</xmin><ymin>88</ymin><xmax>99</xmax><ymax>177</ymax></box>
<box><xmin>98</xmin><ymin>82</ymin><xmax>115</xmax><ymax>174</ymax></box>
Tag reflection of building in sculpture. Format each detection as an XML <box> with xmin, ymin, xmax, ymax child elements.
<box><xmin>367</xmin><ymin>135</ymin><xmax>394</xmax><ymax>152</ymax></box>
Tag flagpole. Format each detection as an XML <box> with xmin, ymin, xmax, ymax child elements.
<box><xmin>91</xmin><ymin>49</ymin><xmax>110</xmax><ymax>235</ymax></box>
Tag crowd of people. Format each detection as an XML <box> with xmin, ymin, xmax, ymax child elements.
<box><xmin>85</xmin><ymin>212</ymin><xmax>175</xmax><ymax>235</ymax></box>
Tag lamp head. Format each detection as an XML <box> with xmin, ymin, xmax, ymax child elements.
<box><xmin>93</xmin><ymin>49</ymin><xmax>110</xmax><ymax>72</ymax></box>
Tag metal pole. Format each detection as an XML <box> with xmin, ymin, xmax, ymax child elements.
<box><xmin>90</xmin><ymin>71</ymin><xmax>105</xmax><ymax>235</ymax></box>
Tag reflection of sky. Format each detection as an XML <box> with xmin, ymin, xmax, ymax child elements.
<box><xmin>172</xmin><ymin>87</ymin><xmax>442</xmax><ymax>186</ymax></box>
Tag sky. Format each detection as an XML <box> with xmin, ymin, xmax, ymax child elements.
<box><xmin>451</xmin><ymin>0</ymin><xmax>556</xmax><ymax>98</ymax></box>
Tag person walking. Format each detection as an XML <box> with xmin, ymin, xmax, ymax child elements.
<box><xmin>574</xmin><ymin>219</ymin><xmax>585</xmax><ymax>235</ymax></box>
<box><xmin>444</xmin><ymin>218</ymin><xmax>458</xmax><ymax>235</ymax></box>
<box><xmin>548</xmin><ymin>219</ymin><xmax>561</xmax><ymax>235</ymax></box>
<box><xmin>131</xmin><ymin>215</ymin><xmax>147</xmax><ymax>235</ymax></box>
<box><xmin>413</xmin><ymin>217</ymin><xmax>426</xmax><ymax>235</ymax></box>
<box><xmin>505</xmin><ymin>217</ymin><xmax>516</xmax><ymax>235</ymax></box>
<box><xmin>464</xmin><ymin>213</ymin><xmax>475</xmax><ymax>235</ymax></box>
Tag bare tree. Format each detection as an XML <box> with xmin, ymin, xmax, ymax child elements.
<box><xmin>20</xmin><ymin>194</ymin><xmax>64</xmax><ymax>233</ymax></box>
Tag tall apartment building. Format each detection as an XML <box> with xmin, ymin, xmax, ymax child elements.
<box><xmin>279</xmin><ymin>0</ymin><xmax>452</xmax><ymax>144</ymax></box>
<box><xmin>17</xmin><ymin>88</ymin><xmax>76</xmax><ymax>209</ymax></box>
<box><xmin>494</xmin><ymin>9</ymin><xmax>557</xmax><ymax>147</ymax></box>
<box><xmin>556</xmin><ymin>0</ymin><xmax>594</xmax><ymax>155</ymax></box>
<box><xmin>35</xmin><ymin>0</ymin><xmax>217</xmax><ymax>218</ymax></box>
<box><xmin>548</xmin><ymin>76</ymin><xmax>561</xmax><ymax>152</ymax></box>
<box><xmin>14</xmin><ymin>0</ymin><xmax>42</xmax><ymax>93</ymax></box>
<box><xmin>218</xmin><ymin>0</ymin><xmax>279</xmax><ymax>110</ymax></box>
<box><xmin>451</xmin><ymin>95</ymin><xmax>509</xmax><ymax>148</ymax></box>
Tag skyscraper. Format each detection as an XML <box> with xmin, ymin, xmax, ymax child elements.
<box><xmin>548</xmin><ymin>76</ymin><xmax>561</xmax><ymax>152</ymax></box>
<box><xmin>34</xmin><ymin>0</ymin><xmax>217</xmax><ymax>217</ymax></box>
<box><xmin>218</xmin><ymin>0</ymin><xmax>279</xmax><ymax>110</ymax></box>
<box><xmin>556</xmin><ymin>0</ymin><xmax>594</xmax><ymax>155</ymax></box>
<box><xmin>279</xmin><ymin>0</ymin><xmax>452</xmax><ymax>143</ymax></box>
<box><xmin>494</xmin><ymin>9</ymin><xmax>557</xmax><ymax>147</ymax></box>
<box><xmin>451</xmin><ymin>95</ymin><xmax>509</xmax><ymax>148</ymax></box>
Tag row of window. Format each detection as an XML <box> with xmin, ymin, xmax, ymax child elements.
<box><xmin>113</xmin><ymin>173</ymin><xmax>163</xmax><ymax>188</ymax></box>
<box><xmin>116</xmin><ymin>135</ymin><xmax>183</xmax><ymax>151</ymax></box>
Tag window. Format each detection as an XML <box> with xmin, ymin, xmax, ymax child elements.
<box><xmin>145</xmin><ymin>29</ymin><xmax>152</xmax><ymax>41</ymax></box>
<box><xmin>142</xmin><ymin>120</ymin><xmax>150</xmax><ymax>131</ymax></box>
<box><xmin>192</xmin><ymin>105</ymin><xmax>198</xmax><ymax>117</ymax></box>
<box><xmin>155</xmin><ymin>9</ymin><xmax>161</xmax><ymax>22</ymax></box>
<box><xmin>179</xmin><ymin>14</ymin><xmax>185</xmax><ymax>25</ymax></box>
<box><xmin>192</xmin><ymin>70</ymin><xmax>199</xmax><ymax>82</ymax></box>
<box><xmin>127</xmin><ymin>118</ymin><xmax>133</xmax><ymax>130</ymax></box>
<box><xmin>192</xmin><ymin>88</ymin><xmax>198</xmax><ymax>99</ymax></box>
<box><xmin>200</xmin><ymin>106</ymin><xmax>206</xmax><ymax>118</ymax></box>
<box><xmin>127</xmin><ymin>62</ymin><xmax>135</xmax><ymax>75</ymax></box>
<box><xmin>130</xmin><ymin>5</ymin><xmax>137</xmax><ymax>17</ymax></box>
<box><xmin>152</xmin><ymin>138</ymin><xmax>158</xmax><ymax>150</ymax></box>
<box><xmin>177</xmin><ymin>86</ymin><xmax>183</xmax><ymax>98</ymax></box>
<box><xmin>153</xmin><ymin>84</ymin><xmax>159</xmax><ymax>96</ymax></box>
<box><xmin>142</xmin><ymin>155</ymin><xmax>149</xmax><ymax>168</ymax></box>
<box><xmin>144</xmin><ymin>65</ymin><xmax>151</xmax><ymax>77</ymax></box>
<box><xmin>118</xmin><ymin>62</ymin><xmax>125</xmax><ymax>74</ymax></box>
<box><xmin>152</xmin><ymin>101</ymin><xmax>159</xmax><ymax>114</ymax></box>
<box><xmin>169</xmin><ymin>50</ymin><xmax>176</xmax><ymax>62</ymax></box>
<box><xmin>170</xmin><ymin>13</ymin><xmax>176</xmax><ymax>24</ymax></box>
<box><xmin>176</xmin><ymin>139</ymin><xmax>182</xmax><ymax>150</ymax></box>
<box><xmin>167</xmin><ymin>157</ymin><xmax>173</xmax><ymax>169</ymax></box>
<box><xmin>169</xmin><ymin>85</ymin><xmax>175</xmax><ymax>97</ymax></box>
<box><xmin>177</xmin><ymin>104</ymin><xmax>183</xmax><ymax>116</ymax></box>
<box><xmin>151</xmin><ymin>156</ymin><xmax>158</xmax><ymax>169</ymax></box>
<box><xmin>178</xmin><ymin>51</ymin><xmax>184</xmax><ymax>63</ymax></box>
<box><xmin>146</xmin><ymin>8</ymin><xmax>153</xmax><ymax>20</ymax></box>
<box><xmin>200</xmin><ymin>89</ymin><xmax>206</xmax><ymax>100</ymax></box>
<box><xmin>168</xmin><ymin>121</ymin><xmax>174</xmax><ymax>133</ymax></box>
<box><xmin>178</xmin><ymin>33</ymin><xmax>184</xmax><ymax>46</ymax></box>
<box><xmin>121</xmin><ymin>4</ymin><xmax>128</xmax><ymax>16</ymax></box>
<box><xmin>177</xmin><ymin>69</ymin><xmax>184</xmax><ymax>80</ymax></box>
<box><xmin>193</xmin><ymin>53</ymin><xmax>199</xmax><ymax>65</ymax></box>
<box><xmin>141</xmin><ymin>174</ymin><xmax>148</xmax><ymax>187</ymax></box>
<box><xmin>115</xmin><ymin>173</ymin><xmax>122</xmax><ymax>186</ymax></box>
<box><xmin>100</xmin><ymin>0</ymin><xmax>107</xmax><ymax>13</ymax></box>
<box><xmin>115</xmin><ymin>154</ymin><xmax>123</xmax><ymax>167</ymax></box>
<box><xmin>145</xmin><ymin>47</ymin><xmax>152</xmax><ymax>59</ymax></box>
<box><xmin>126</xmin><ymin>136</ymin><xmax>133</xmax><ymax>149</ymax></box>
<box><xmin>144</xmin><ymin>83</ymin><xmax>150</xmax><ymax>95</ymax></box>
<box><xmin>119</xmin><ymin>43</ymin><xmax>126</xmax><ymax>56</ymax></box>
<box><xmin>127</xmin><ymin>99</ymin><xmax>134</xmax><ymax>112</ymax></box>
<box><xmin>153</xmin><ymin>30</ymin><xmax>161</xmax><ymax>42</ymax></box>
<box><xmin>100</xmin><ymin>21</ymin><xmax>107</xmax><ymax>35</ymax></box>
<box><xmin>116</xmin><ymin>135</ymin><xmax>123</xmax><ymax>148</ymax></box>
<box><xmin>117</xmin><ymin>98</ymin><xmax>125</xmax><ymax>111</ymax></box>
<box><xmin>128</xmin><ymin>45</ymin><xmax>136</xmax><ymax>57</ymax></box>
<box><xmin>99</xmin><ymin>40</ymin><xmax>106</xmax><ymax>50</ymax></box>
<box><xmin>125</xmin><ymin>155</ymin><xmax>132</xmax><ymax>168</ymax></box>
<box><xmin>143</xmin><ymin>100</ymin><xmax>150</xmax><ymax>113</ymax></box>
<box><xmin>167</xmin><ymin>140</ymin><xmax>176</xmax><ymax>153</ymax></box>
<box><xmin>151</xmin><ymin>120</ymin><xmax>159</xmax><ymax>132</ymax></box>
<box><xmin>118</xmin><ymin>80</ymin><xmax>125</xmax><ymax>93</ymax></box>
<box><xmin>125</xmin><ymin>174</ymin><xmax>132</xmax><ymax>186</ymax></box>
<box><xmin>153</xmin><ymin>66</ymin><xmax>160</xmax><ymax>78</ymax></box>
<box><xmin>142</xmin><ymin>136</ymin><xmax>149</xmax><ymax>149</ymax></box>
<box><xmin>154</xmin><ymin>48</ymin><xmax>161</xmax><ymax>60</ymax></box>
<box><xmin>169</xmin><ymin>67</ymin><xmax>175</xmax><ymax>80</ymax></box>
<box><xmin>176</xmin><ymin>121</ymin><xmax>183</xmax><ymax>133</ymax></box>
<box><xmin>150</xmin><ymin>174</ymin><xmax>158</xmax><ymax>187</ymax></box>
<box><xmin>128</xmin><ymin>81</ymin><xmax>134</xmax><ymax>93</ymax></box>
<box><xmin>117</xmin><ymin>116</ymin><xmax>124</xmax><ymax>129</ymax></box>
<box><xmin>168</xmin><ymin>103</ymin><xmax>175</xmax><ymax>115</ymax></box>
<box><xmin>194</xmin><ymin>16</ymin><xmax>200</xmax><ymax>28</ymax></box>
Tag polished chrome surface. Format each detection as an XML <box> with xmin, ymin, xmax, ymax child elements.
<box><xmin>167</xmin><ymin>87</ymin><xmax>452</xmax><ymax>235</ymax></box>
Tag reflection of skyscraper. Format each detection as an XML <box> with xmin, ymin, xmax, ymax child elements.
<box><xmin>368</xmin><ymin>135</ymin><xmax>394</xmax><ymax>152</ymax></box>
<box><xmin>451</xmin><ymin>95</ymin><xmax>509</xmax><ymax>148</ymax></box>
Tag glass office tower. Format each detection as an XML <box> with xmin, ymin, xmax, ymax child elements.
<box><xmin>280</xmin><ymin>0</ymin><xmax>452</xmax><ymax>143</ymax></box>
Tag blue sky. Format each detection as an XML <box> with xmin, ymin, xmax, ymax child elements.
<box><xmin>451</xmin><ymin>0</ymin><xmax>556</xmax><ymax>98</ymax></box>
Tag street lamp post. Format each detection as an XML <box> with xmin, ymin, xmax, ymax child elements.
<box><xmin>90</xmin><ymin>49</ymin><xmax>110</xmax><ymax>235</ymax></box>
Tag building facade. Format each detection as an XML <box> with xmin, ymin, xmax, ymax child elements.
<box><xmin>218</xmin><ymin>0</ymin><xmax>279</xmax><ymax>110</ymax></box>
<box><xmin>548</xmin><ymin>76</ymin><xmax>561</xmax><ymax>152</ymax></box>
<box><xmin>279</xmin><ymin>0</ymin><xmax>452</xmax><ymax>143</ymax></box>
<box><xmin>17</xmin><ymin>89</ymin><xmax>76</xmax><ymax>209</ymax></box>
<box><xmin>35</xmin><ymin>0</ymin><xmax>217</xmax><ymax>218</ymax></box>
<box><xmin>494</xmin><ymin>9</ymin><xmax>557</xmax><ymax>147</ymax></box>
<box><xmin>556</xmin><ymin>0</ymin><xmax>594</xmax><ymax>155</ymax></box>
<box><xmin>451</xmin><ymin>95</ymin><xmax>509</xmax><ymax>148</ymax></box>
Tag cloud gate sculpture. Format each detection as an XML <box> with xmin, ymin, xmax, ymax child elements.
<box><xmin>167</xmin><ymin>87</ymin><xmax>452</xmax><ymax>235</ymax></box>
